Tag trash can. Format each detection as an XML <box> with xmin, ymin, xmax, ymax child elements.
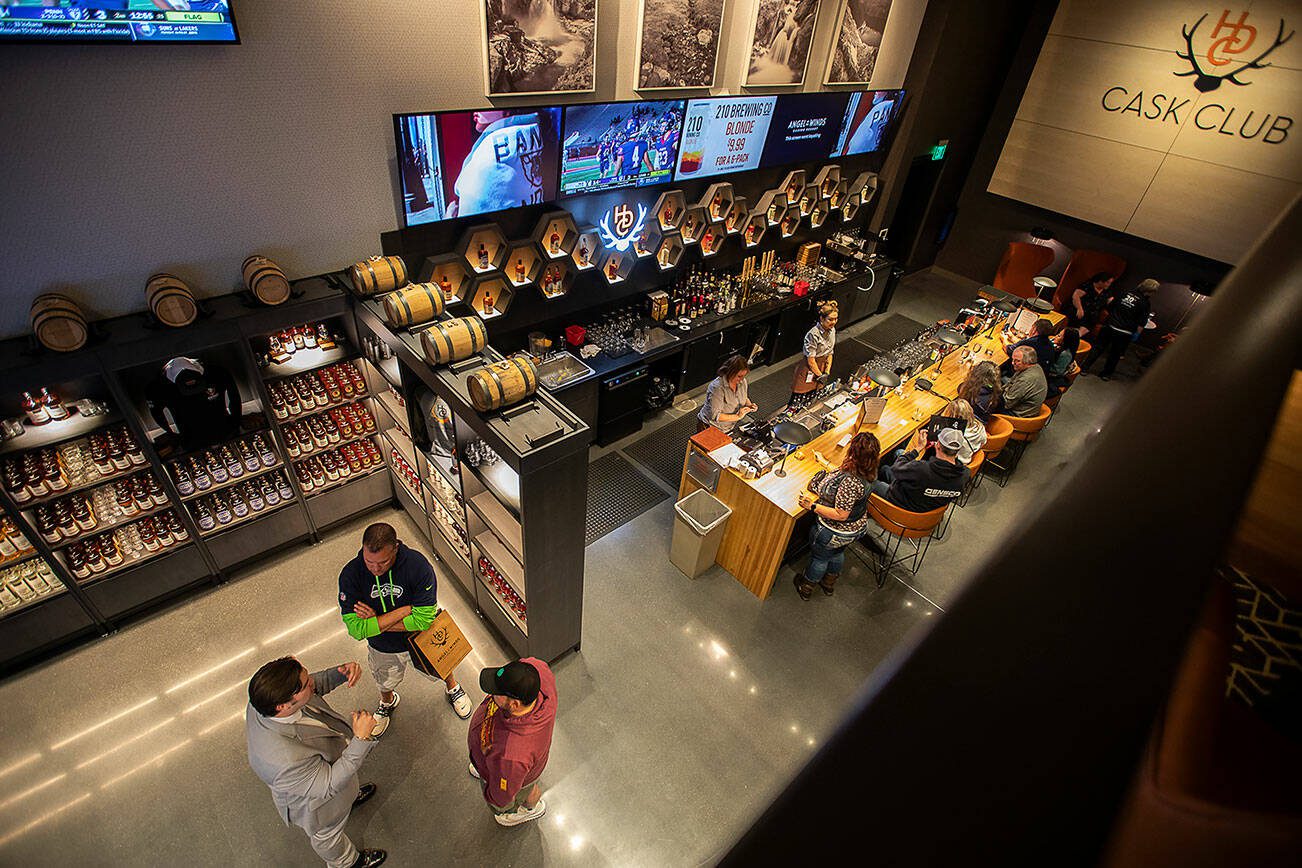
<box><xmin>669</xmin><ymin>489</ymin><xmax>732</xmax><ymax>578</ymax></box>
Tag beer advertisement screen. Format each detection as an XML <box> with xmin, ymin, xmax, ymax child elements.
<box><xmin>0</xmin><ymin>1</ymin><xmax>240</xmax><ymax>43</ymax></box>
<box><xmin>674</xmin><ymin>96</ymin><xmax>777</xmax><ymax>182</ymax></box>
<box><xmin>560</xmin><ymin>100</ymin><xmax>685</xmax><ymax>196</ymax></box>
<box><xmin>759</xmin><ymin>93</ymin><xmax>852</xmax><ymax>169</ymax></box>
<box><xmin>832</xmin><ymin>90</ymin><xmax>904</xmax><ymax>157</ymax></box>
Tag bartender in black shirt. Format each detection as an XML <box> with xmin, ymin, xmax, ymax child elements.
<box><xmin>1081</xmin><ymin>279</ymin><xmax>1158</xmax><ymax>381</ymax></box>
<box><xmin>146</xmin><ymin>357</ymin><xmax>242</xmax><ymax>451</ymax></box>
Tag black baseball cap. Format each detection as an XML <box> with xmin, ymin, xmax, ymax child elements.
<box><xmin>479</xmin><ymin>660</ymin><xmax>540</xmax><ymax>704</ymax></box>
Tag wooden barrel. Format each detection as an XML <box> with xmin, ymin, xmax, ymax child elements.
<box><xmin>467</xmin><ymin>357</ymin><xmax>538</xmax><ymax>413</ymax></box>
<box><xmin>382</xmin><ymin>282</ymin><xmax>445</xmax><ymax>327</ymax></box>
<box><xmin>349</xmin><ymin>255</ymin><xmax>407</xmax><ymax>296</ymax></box>
<box><xmin>420</xmin><ymin>316</ymin><xmax>487</xmax><ymax>365</ymax></box>
<box><xmin>145</xmin><ymin>273</ymin><xmax>198</xmax><ymax>327</ymax></box>
<box><xmin>242</xmin><ymin>255</ymin><xmax>291</xmax><ymax>306</ymax></box>
<box><xmin>30</xmin><ymin>293</ymin><xmax>88</xmax><ymax>352</ymax></box>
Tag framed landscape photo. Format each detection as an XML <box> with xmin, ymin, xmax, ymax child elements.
<box><xmin>635</xmin><ymin>0</ymin><xmax>726</xmax><ymax>91</ymax></box>
<box><xmin>743</xmin><ymin>0</ymin><xmax>825</xmax><ymax>88</ymax></box>
<box><xmin>481</xmin><ymin>0</ymin><xmax>598</xmax><ymax>96</ymax></box>
<box><xmin>825</xmin><ymin>0</ymin><xmax>894</xmax><ymax>85</ymax></box>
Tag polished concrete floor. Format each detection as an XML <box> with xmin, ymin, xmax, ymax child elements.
<box><xmin>0</xmin><ymin>269</ymin><xmax>1141</xmax><ymax>866</ymax></box>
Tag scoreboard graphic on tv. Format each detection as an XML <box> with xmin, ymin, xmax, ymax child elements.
<box><xmin>0</xmin><ymin>1</ymin><xmax>239</xmax><ymax>44</ymax></box>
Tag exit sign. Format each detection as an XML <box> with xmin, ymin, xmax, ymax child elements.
<box><xmin>930</xmin><ymin>140</ymin><xmax>948</xmax><ymax>161</ymax></box>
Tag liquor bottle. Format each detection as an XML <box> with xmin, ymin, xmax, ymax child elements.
<box><xmin>140</xmin><ymin>519</ymin><xmax>161</xmax><ymax>552</ymax></box>
<box><xmin>477</xmin><ymin>243</ymin><xmax>489</xmax><ymax>270</ymax></box>
<box><xmin>439</xmin><ymin>274</ymin><xmax>453</xmax><ymax>299</ymax></box>
<box><xmin>172</xmin><ymin>462</ymin><xmax>194</xmax><ymax>496</ymax></box>
<box><xmin>90</xmin><ymin>439</ymin><xmax>112</xmax><ymax>475</ymax></box>
<box><xmin>35</xmin><ymin>506</ymin><xmax>59</xmax><ymax>543</ymax></box>
<box><xmin>309</xmin><ymin>459</ymin><xmax>326</xmax><ymax>488</ymax></box>
<box><xmin>108</xmin><ymin>436</ymin><xmax>130</xmax><ymax>471</ymax></box>
<box><xmin>662</xmin><ymin>204</ymin><xmax>674</xmax><ymax>226</ymax></box>
<box><xmin>66</xmin><ymin>545</ymin><xmax>89</xmax><ymax>579</ymax></box>
<box><xmin>311</xmin><ymin>378</ymin><xmax>329</xmax><ymax>408</ymax></box>
<box><xmin>156</xmin><ymin>516</ymin><xmax>173</xmax><ymax>546</ymax></box>
<box><xmin>229</xmin><ymin>487</ymin><xmax>249</xmax><ymax>518</ymax></box>
<box><xmin>208</xmin><ymin>453</ymin><xmax>228</xmax><ymax>484</ymax></box>
<box><xmin>262</xmin><ymin>478</ymin><xmax>281</xmax><ymax>506</ymax></box>
<box><xmin>44</xmin><ymin>452</ymin><xmax>68</xmax><ymax>492</ymax></box>
<box><xmin>578</xmin><ymin>240</ymin><xmax>590</xmax><ymax>266</ymax></box>
<box><xmin>514</xmin><ymin>258</ymin><xmax>525</xmax><ymax>284</ymax></box>
<box><xmin>101</xmin><ymin>534</ymin><xmax>124</xmax><ymax>567</ymax></box>
<box><xmin>303</xmin><ymin>324</ymin><xmax>318</xmax><ymax>349</ymax></box>
<box><xmin>293</xmin><ymin>326</ymin><xmax>306</xmax><ymax>350</ymax></box>
<box><xmin>702</xmin><ymin>230</ymin><xmax>713</xmax><ymax>252</ymax></box>
<box><xmin>72</xmin><ymin>497</ymin><xmax>96</xmax><ymax>531</ymax></box>
<box><xmin>284</xmin><ymin>384</ymin><xmax>302</xmax><ymax>417</ymax></box>
<box><xmin>147</xmin><ymin>475</ymin><xmax>167</xmax><ymax>507</ymax></box>
<box><xmin>7</xmin><ymin>519</ymin><xmax>34</xmax><ymax>556</ymax></box>
<box><xmin>323</xmin><ymin>417</ymin><xmax>341</xmax><ymax>445</ymax></box>
<box><xmin>711</xmin><ymin>193</ymin><xmax>722</xmax><ymax>219</ymax></box>
<box><xmin>222</xmin><ymin>446</ymin><xmax>244</xmax><ymax>478</ymax></box>
<box><xmin>0</xmin><ymin>530</ymin><xmax>16</xmax><ymax>561</ymax></box>
<box><xmin>268</xmin><ymin>333</ymin><xmax>283</xmax><ymax>357</ymax></box>
<box><xmin>25</xmin><ymin>456</ymin><xmax>49</xmax><ymax>498</ymax></box>
<box><xmin>283</xmin><ymin>427</ymin><xmax>301</xmax><ymax>458</ymax></box>
<box><xmin>482</xmin><ymin>291</ymin><xmax>495</xmax><ymax>316</ymax></box>
<box><xmin>41</xmin><ymin>387</ymin><xmax>69</xmax><ymax>421</ymax></box>
<box><xmin>321</xmin><ymin>453</ymin><xmax>340</xmax><ymax>481</ymax></box>
<box><xmin>254</xmin><ymin>434</ymin><xmax>277</xmax><ymax>467</ymax></box>
<box><xmin>245</xmin><ymin>481</ymin><xmax>264</xmax><ymax>512</ymax></box>
<box><xmin>212</xmin><ymin>495</ymin><xmax>233</xmax><ymax>525</ymax></box>
<box><xmin>4</xmin><ymin>462</ymin><xmax>31</xmax><ymax>503</ymax></box>
<box><xmin>549</xmin><ymin>231</ymin><xmax>560</xmax><ymax>255</ymax></box>
<box><xmin>22</xmin><ymin>391</ymin><xmax>50</xmax><ymax>426</ymax></box>
<box><xmin>194</xmin><ymin>501</ymin><xmax>216</xmax><ymax>532</ymax></box>
<box><xmin>123</xmin><ymin>431</ymin><xmax>146</xmax><ymax>465</ymax></box>
<box><xmin>308</xmin><ymin>418</ymin><xmax>328</xmax><ymax>449</ymax></box>
<box><xmin>316</xmin><ymin>324</ymin><xmax>330</xmax><ymax>346</ymax></box>
<box><xmin>275</xmin><ymin>471</ymin><xmax>294</xmax><ymax>501</ymax></box>
<box><xmin>167</xmin><ymin>511</ymin><xmax>188</xmax><ymax>540</ymax></box>
<box><xmin>191</xmin><ymin>457</ymin><xmax>212</xmax><ymax>490</ymax></box>
<box><xmin>239</xmin><ymin>440</ymin><xmax>260</xmax><ymax>473</ymax></box>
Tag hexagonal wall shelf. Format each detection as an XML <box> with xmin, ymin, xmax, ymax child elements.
<box><xmin>813</xmin><ymin>165</ymin><xmax>842</xmax><ymax>200</ymax></box>
<box><xmin>725</xmin><ymin>196</ymin><xmax>748</xmax><ymax>235</ymax></box>
<box><xmin>680</xmin><ymin>205</ymin><xmax>707</xmax><ymax>246</ymax></box>
<box><xmin>779</xmin><ymin>170</ymin><xmax>806</xmax><ymax>205</ymax></box>
<box><xmin>699</xmin><ymin>183</ymin><xmax>734</xmax><ymax>225</ymax></box>
<box><xmin>700</xmin><ymin>222</ymin><xmax>727</xmax><ymax>258</ymax></box>
<box><xmin>741</xmin><ymin>212</ymin><xmax>767</xmax><ymax>248</ymax></box>
<box><xmin>468</xmin><ymin>276</ymin><xmax>512</xmax><ymax>321</ymax></box>
<box><xmin>828</xmin><ymin>180</ymin><xmax>850</xmax><ymax>212</ymax></box>
<box><xmin>599</xmin><ymin>250</ymin><xmax>633</xmax><ymax>285</ymax></box>
<box><xmin>798</xmin><ymin>185</ymin><xmax>820</xmax><ymax>217</ymax></box>
<box><xmin>656</xmin><ymin>235</ymin><xmax>684</xmax><ymax>271</ymax></box>
<box><xmin>841</xmin><ymin>193</ymin><xmax>862</xmax><ymax>222</ymax></box>
<box><xmin>632</xmin><ymin>223</ymin><xmax>657</xmax><ymax>259</ymax></box>
<box><xmin>809</xmin><ymin>201</ymin><xmax>828</xmax><ymax>229</ymax></box>
<box><xmin>458</xmin><ymin>224</ymin><xmax>508</xmax><ymax>275</ymax></box>
<box><xmin>848</xmin><ymin>171</ymin><xmax>879</xmax><ymax>206</ymax></box>
<box><xmin>505</xmin><ymin>240</ymin><xmax>543</xmax><ymax>288</ymax></box>
<box><xmin>653</xmin><ymin>190</ymin><xmax>686</xmax><ymax>232</ymax></box>
<box><xmin>756</xmin><ymin>189</ymin><xmax>789</xmax><ymax>229</ymax></box>
<box><xmin>572</xmin><ymin>228</ymin><xmax>600</xmax><ymax>271</ymax></box>
<box><xmin>537</xmin><ymin>258</ymin><xmax>574</xmax><ymax>300</ymax></box>
<box><xmin>532</xmin><ymin>211</ymin><xmax>579</xmax><ymax>260</ymax></box>
<box><xmin>779</xmin><ymin>209</ymin><xmax>800</xmax><ymax>239</ymax></box>
<box><xmin>417</xmin><ymin>254</ymin><xmax>471</xmax><ymax>305</ymax></box>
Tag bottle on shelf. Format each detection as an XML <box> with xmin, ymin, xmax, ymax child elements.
<box><xmin>22</xmin><ymin>391</ymin><xmax>51</xmax><ymax>427</ymax></box>
<box><xmin>40</xmin><ymin>387</ymin><xmax>69</xmax><ymax>422</ymax></box>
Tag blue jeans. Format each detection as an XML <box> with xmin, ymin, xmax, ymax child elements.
<box><xmin>804</xmin><ymin>523</ymin><xmax>857</xmax><ymax>584</ymax></box>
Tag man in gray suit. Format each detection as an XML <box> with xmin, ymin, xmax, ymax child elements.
<box><xmin>246</xmin><ymin>656</ymin><xmax>386</xmax><ymax>868</ymax></box>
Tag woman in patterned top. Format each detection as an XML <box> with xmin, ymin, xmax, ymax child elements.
<box><xmin>789</xmin><ymin>300</ymin><xmax>838</xmax><ymax>411</ymax></box>
<box><xmin>794</xmin><ymin>432</ymin><xmax>880</xmax><ymax>600</ymax></box>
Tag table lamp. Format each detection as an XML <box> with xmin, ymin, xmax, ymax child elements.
<box><xmin>772</xmin><ymin>420</ymin><xmax>812</xmax><ymax>478</ymax></box>
<box><xmin>935</xmin><ymin>328</ymin><xmax>963</xmax><ymax>347</ymax></box>
<box><xmin>1032</xmin><ymin>276</ymin><xmax>1058</xmax><ymax>301</ymax></box>
<box><xmin>867</xmin><ymin>368</ymin><xmax>900</xmax><ymax>397</ymax></box>
<box><xmin>986</xmin><ymin>299</ymin><xmax>1017</xmax><ymax>337</ymax></box>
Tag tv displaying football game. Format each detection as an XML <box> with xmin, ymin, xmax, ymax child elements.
<box><xmin>560</xmin><ymin>100</ymin><xmax>685</xmax><ymax>196</ymax></box>
<box><xmin>674</xmin><ymin>96</ymin><xmax>777</xmax><ymax>182</ymax></box>
<box><xmin>832</xmin><ymin>90</ymin><xmax>904</xmax><ymax>157</ymax></box>
<box><xmin>759</xmin><ymin>92</ymin><xmax>852</xmax><ymax>169</ymax></box>
<box><xmin>0</xmin><ymin>1</ymin><xmax>240</xmax><ymax>43</ymax></box>
<box><xmin>394</xmin><ymin>107</ymin><xmax>562</xmax><ymax>228</ymax></box>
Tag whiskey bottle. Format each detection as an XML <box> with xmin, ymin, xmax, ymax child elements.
<box><xmin>22</xmin><ymin>391</ymin><xmax>50</xmax><ymax>427</ymax></box>
<box><xmin>41</xmin><ymin>387</ymin><xmax>69</xmax><ymax>421</ymax></box>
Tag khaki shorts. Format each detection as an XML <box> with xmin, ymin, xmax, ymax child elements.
<box><xmin>488</xmin><ymin>778</ymin><xmax>541</xmax><ymax>815</ymax></box>
<box><xmin>367</xmin><ymin>646</ymin><xmax>442</xmax><ymax>691</ymax></box>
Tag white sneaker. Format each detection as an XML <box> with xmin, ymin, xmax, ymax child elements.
<box><xmin>447</xmin><ymin>686</ymin><xmax>472</xmax><ymax>720</ymax></box>
<box><xmin>468</xmin><ymin>761</ymin><xmax>483</xmax><ymax>781</ymax></box>
<box><xmin>494</xmin><ymin>798</ymin><xmax>546</xmax><ymax>827</ymax></box>
<box><xmin>372</xmin><ymin>691</ymin><xmax>400</xmax><ymax>738</ymax></box>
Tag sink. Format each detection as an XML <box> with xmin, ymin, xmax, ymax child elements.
<box><xmin>537</xmin><ymin>352</ymin><xmax>595</xmax><ymax>390</ymax></box>
<box><xmin>633</xmin><ymin>326</ymin><xmax>680</xmax><ymax>353</ymax></box>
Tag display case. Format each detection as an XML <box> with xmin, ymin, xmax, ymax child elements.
<box><xmin>780</xmin><ymin>169</ymin><xmax>806</xmax><ymax>204</ymax></box>
<box><xmin>468</xmin><ymin>276</ymin><xmax>513</xmax><ymax>320</ymax></box>
<box><xmin>699</xmin><ymin>182</ymin><xmax>734</xmax><ymax>224</ymax></box>
<box><xmin>798</xmin><ymin>184</ymin><xmax>819</xmax><ymax>218</ymax></box>
<box><xmin>632</xmin><ymin>223</ymin><xmax>657</xmax><ymax>260</ymax></box>
<box><xmin>756</xmin><ymin>189</ymin><xmax>789</xmax><ymax>230</ymax></box>
<box><xmin>742</xmin><ymin>211</ymin><xmax>768</xmax><ymax>247</ymax></box>
<box><xmin>653</xmin><ymin>190</ymin><xmax>686</xmax><ymax>232</ymax></box>
<box><xmin>725</xmin><ymin>196</ymin><xmax>748</xmax><ymax>235</ymax></box>
<box><xmin>504</xmin><ymin>240</ymin><xmax>543</xmax><ymax>289</ymax></box>
<box><xmin>417</xmin><ymin>254</ymin><xmax>471</xmax><ymax>306</ymax></box>
<box><xmin>532</xmin><ymin>211</ymin><xmax>580</xmax><ymax>261</ymax></box>
<box><xmin>680</xmin><ymin>205</ymin><xmax>707</xmax><ymax>246</ymax></box>
<box><xmin>814</xmin><ymin>165</ymin><xmax>841</xmax><ymax>200</ymax></box>
<box><xmin>700</xmin><ymin>221</ymin><xmax>726</xmax><ymax>258</ymax></box>
<box><xmin>849</xmin><ymin>171</ymin><xmax>879</xmax><ymax>205</ymax></box>
<box><xmin>537</xmin><ymin>258</ymin><xmax>575</xmax><ymax>301</ymax></box>
<box><xmin>599</xmin><ymin>250</ymin><xmax>633</xmax><ymax>285</ymax></box>
<box><xmin>842</xmin><ymin>192</ymin><xmax>863</xmax><ymax>222</ymax></box>
<box><xmin>829</xmin><ymin>179</ymin><xmax>850</xmax><ymax>211</ymax></box>
<box><xmin>656</xmin><ymin>234</ymin><xmax>685</xmax><ymax>271</ymax></box>
<box><xmin>458</xmin><ymin>223</ymin><xmax>509</xmax><ymax>275</ymax></box>
<box><xmin>809</xmin><ymin>200</ymin><xmax>828</xmax><ymax>229</ymax></box>
<box><xmin>572</xmin><ymin>228</ymin><xmax>600</xmax><ymax>272</ymax></box>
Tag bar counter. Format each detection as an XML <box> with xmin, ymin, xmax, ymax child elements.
<box><xmin>677</xmin><ymin>314</ymin><xmax>1064</xmax><ymax>599</ymax></box>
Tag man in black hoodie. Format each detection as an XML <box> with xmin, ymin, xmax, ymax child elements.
<box><xmin>872</xmin><ymin>427</ymin><xmax>969</xmax><ymax>513</ymax></box>
<box><xmin>339</xmin><ymin>522</ymin><xmax>472</xmax><ymax>737</ymax></box>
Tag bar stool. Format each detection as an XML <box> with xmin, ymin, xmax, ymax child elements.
<box><xmin>938</xmin><ymin>451</ymin><xmax>983</xmax><ymax>539</ymax></box>
<box><xmin>973</xmin><ymin>417</ymin><xmax>1013</xmax><ymax>491</ymax></box>
<box><xmin>989</xmin><ymin>404</ymin><xmax>1053</xmax><ymax>485</ymax></box>
<box><xmin>865</xmin><ymin>494</ymin><xmax>948</xmax><ymax>588</ymax></box>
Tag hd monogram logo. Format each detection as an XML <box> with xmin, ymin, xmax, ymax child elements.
<box><xmin>1175</xmin><ymin>9</ymin><xmax>1295</xmax><ymax>91</ymax></box>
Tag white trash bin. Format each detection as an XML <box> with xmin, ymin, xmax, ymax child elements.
<box><xmin>669</xmin><ymin>489</ymin><xmax>732</xmax><ymax>578</ymax></box>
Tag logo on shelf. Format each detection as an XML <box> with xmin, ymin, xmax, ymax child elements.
<box><xmin>598</xmin><ymin>202</ymin><xmax>648</xmax><ymax>253</ymax></box>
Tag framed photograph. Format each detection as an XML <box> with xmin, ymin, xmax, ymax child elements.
<box><xmin>743</xmin><ymin>0</ymin><xmax>825</xmax><ymax>88</ymax></box>
<box><xmin>481</xmin><ymin>0</ymin><xmax>598</xmax><ymax>96</ymax></box>
<box><xmin>634</xmin><ymin>0</ymin><xmax>726</xmax><ymax>91</ymax></box>
<box><xmin>824</xmin><ymin>0</ymin><xmax>894</xmax><ymax>85</ymax></box>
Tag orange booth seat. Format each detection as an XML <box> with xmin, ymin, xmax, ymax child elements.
<box><xmin>993</xmin><ymin>242</ymin><xmax>1055</xmax><ymax>299</ymax></box>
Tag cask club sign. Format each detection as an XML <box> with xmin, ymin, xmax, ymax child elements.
<box><xmin>989</xmin><ymin>2</ymin><xmax>1301</xmax><ymax>264</ymax></box>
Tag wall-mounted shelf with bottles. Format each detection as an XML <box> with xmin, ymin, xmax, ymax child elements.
<box><xmin>0</xmin><ymin>558</ymin><xmax>65</xmax><ymax>619</ymax></box>
<box><xmin>60</xmin><ymin>509</ymin><xmax>192</xmax><ymax>584</ymax></box>
<box><xmin>256</xmin><ymin>322</ymin><xmax>356</xmax><ymax>381</ymax></box>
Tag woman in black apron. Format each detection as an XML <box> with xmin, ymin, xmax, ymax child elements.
<box><xmin>789</xmin><ymin>300</ymin><xmax>838</xmax><ymax>411</ymax></box>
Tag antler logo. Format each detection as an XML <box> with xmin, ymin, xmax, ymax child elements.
<box><xmin>597</xmin><ymin>202</ymin><xmax>648</xmax><ymax>253</ymax></box>
<box><xmin>1176</xmin><ymin>10</ymin><xmax>1295</xmax><ymax>92</ymax></box>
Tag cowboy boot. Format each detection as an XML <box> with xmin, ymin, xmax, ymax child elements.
<box><xmin>819</xmin><ymin>572</ymin><xmax>839</xmax><ymax>596</ymax></box>
<box><xmin>793</xmin><ymin>574</ymin><xmax>815</xmax><ymax>601</ymax></box>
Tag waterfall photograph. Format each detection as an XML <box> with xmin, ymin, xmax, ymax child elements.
<box><xmin>743</xmin><ymin>0</ymin><xmax>824</xmax><ymax>87</ymax></box>
<box><xmin>482</xmin><ymin>0</ymin><xmax>598</xmax><ymax>95</ymax></box>
<box><xmin>634</xmin><ymin>0</ymin><xmax>726</xmax><ymax>91</ymax></box>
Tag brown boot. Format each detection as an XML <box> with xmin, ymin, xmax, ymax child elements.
<box><xmin>793</xmin><ymin>575</ymin><xmax>815</xmax><ymax>601</ymax></box>
<box><xmin>820</xmin><ymin>573</ymin><xmax>839</xmax><ymax>596</ymax></box>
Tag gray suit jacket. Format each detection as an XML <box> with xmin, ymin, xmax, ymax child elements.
<box><xmin>245</xmin><ymin>667</ymin><xmax>375</xmax><ymax>833</ymax></box>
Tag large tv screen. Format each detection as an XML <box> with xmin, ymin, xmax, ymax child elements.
<box><xmin>674</xmin><ymin>96</ymin><xmax>777</xmax><ymax>182</ymax></box>
<box><xmin>759</xmin><ymin>93</ymin><xmax>852</xmax><ymax>169</ymax></box>
<box><xmin>0</xmin><ymin>1</ymin><xmax>239</xmax><ymax>43</ymax></box>
<box><xmin>560</xmin><ymin>100</ymin><xmax>685</xmax><ymax>196</ymax></box>
<box><xmin>395</xmin><ymin>107</ymin><xmax>562</xmax><ymax>228</ymax></box>
<box><xmin>832</xmin><ymin>90</ymin><xmax>904</xmax><ymax>157</ymax></box>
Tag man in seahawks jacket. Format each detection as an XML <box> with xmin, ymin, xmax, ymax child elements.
<box><xmin>338</xmin><ymin>522</ymin><xmax>472</xmax><ymax>737</ymax></box>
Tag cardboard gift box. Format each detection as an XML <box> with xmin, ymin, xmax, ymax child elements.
<box><xmin>406</xmin><ymin>608</ymin><xmax>473</xmax><ymax>679</ymax></box>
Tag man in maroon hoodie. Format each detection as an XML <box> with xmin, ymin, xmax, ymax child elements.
<box><xmin>467</xmin><ymin>658</ymin><xmax>557</xmax><ymax>827</ymax></box>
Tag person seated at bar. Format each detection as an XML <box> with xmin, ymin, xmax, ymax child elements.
<box><xmin>697</xmin><ymin>355</ymin><xmax>757</xmax><ymax>433</ymax></box>
<box><xmin>941</xmin><ymin>398</ymin><xmax>988</xmax><ymax>466</ymax></box>
<box><xmin>789</xmin><ymin>301</ymin><xmax>838</xmax><ymax>411</ymax></box>
<box><xmin>872</xmin><ymin>428</ymin><xmax>969</xmax><ymax>513</ymax></box>
<box><xmin>999</xmin><ymin>346</ymin><xmax>1048</xmax><ymax>417</ymax></box>
<box><xmin>1062</xmin><ymin>271</ymin><xmax>1115</xmax><ymax>337</ymax></box>
<box><xmin>957</xmin><ymin>361</ymin><xmax>1002</xmax><ymax>423</ymax></box>
<box><xmin>1002</xmin><ymin>317</ymin><xmax>1056</xmax><ymax>375</ymax></box>
<box><xmin>1047</xmin><ymin>325</ymin><xmax>1080</xmax><ymax>394</ymax></box>
<box><xmin>794</xmin><ymin>432</ymin><xmax>881</xmax><ymax>601</ymax></box>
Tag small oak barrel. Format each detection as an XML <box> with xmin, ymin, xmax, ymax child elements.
<box><xmin>467</xmin><ymin>356</ymin><xmax>538</xmax><ymax>413</ymax></box>
<box><xmin>30</xmin><ymin>293</ymin><xmax>88</xmax><ymax>352</ymax></box>
<box><xmin>145</xmin><ymin>273</ymin><xmax>198</xmax><ymax>327</ymax></box>
<box><xmin>420</xmin><ymin>316</ymin><xmax>487</xmax><ymax>365</ymax></box>
<box><xmin>349</xmin><ymin>255</ymin><xmax>407</xmax><ymax>296</ymax></box>
<box><xmin>382</xmin><ymin>282</ymin><xmax>445</xmax><ymax>327</ymax></box>
<box><xmin>242</xmin><ymin>255</ymin><xmax>291</xmax><ymax>306</ymax></box>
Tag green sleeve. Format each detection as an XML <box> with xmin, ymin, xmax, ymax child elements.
<box><xmin>342</xmin><ymin>612</ymin><xmax>380</xmax><ymax>640</ymax></box>
<box><xmin>402</xmin><ymin>605</ymin><xmax>439</xmax><ymax>633</ymax></box>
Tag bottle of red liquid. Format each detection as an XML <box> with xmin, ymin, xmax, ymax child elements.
<box><xmin>22</xmin><ymin>391</ymin><xmax>50</xmax><ymax>426</ymax></box>
<box><xmin>41</xmin><ymin>387</ymin><xmax>69</xmax><ymax>421</ymax></box>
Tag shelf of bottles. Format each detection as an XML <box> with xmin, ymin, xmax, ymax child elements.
<box><xmin>257</xmin><ymin>322</ymin><xmax>355</xmax><ymax>382</ymax></box>
<box><xmin>59</xmin><ymin>508</ymin><xmax>192</xmax><ymax>583</ymax></box>
<box><xmin>460</xmin><ymin>433</ymin><xmax>527</xmax><ymax>636</ymax></box>
<box><xmin>3</xmin><ymin>422</ymin><xmax>149</xmax><ymax>510</ymax></box>
<box><xmin>162</xmin><ymin>429</ymin><xmax>293</xmax><ymax>538</ymax></box>
<box><xmin>0</xmin><ymin>557</ymin><xmax>64</xmax><ymax>618</ymax></box>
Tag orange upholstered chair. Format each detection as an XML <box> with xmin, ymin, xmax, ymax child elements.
<box><xmin>866</xmin><ymin>494</ymin><xmax>948</xmax><ymax>587</ymax></box>
<box><xmin>939</xmin><ymin>451</ymin><xmax>984</xmax><ymax>538</ymax></box>
<box><xmin>989</xmin><ymin>404</ymin><xmax>1052</xmax><ymax>484</ymax></box>
<box><xmin>993</xmin><ymin>242</ymin><xmax>1056</xmax><ymax>299</ymax></box>
<box><xmin>974</xmin><ymin>417</ymin><xmax>1013</xmax><ymax>491</ymax></box>
<box><xmin>1054</xmin><ymin>249</ymin><xmax>1128</xmax><ymax>311</ymax></box>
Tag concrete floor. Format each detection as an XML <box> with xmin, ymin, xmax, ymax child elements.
<box><xmin>0</xmin><ymin>268</ymin><xmax>1142</xmax><ymax>866</ymax></box>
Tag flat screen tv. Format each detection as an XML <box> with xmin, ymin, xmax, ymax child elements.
<box><xmin>674</xmin><ymin>95</ymin><xmax>777</xmax><ymax>182</ymax></box>
<box><xmin>759</xmin><ymin>92</ymin><xmax>852</xmax><ymax>169</ymax></box>
<box><xmin>0</xmin><ymin>1</ymin><xmax>240</xmax><ymax>44</ymax></box>
<box><xmin>394</xmin><ymin>107</ymin><xmax>562</xmax><ymax>228</ymax></box>
<box><xmin>560</xmin><ymin>99</ymin><xmax>685</xmax><ymax>196</ymax></box>
<box><xmin>831</xmin><ymin>90</ymin><xmax>904</xmax><ymax>157</ymax></box>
